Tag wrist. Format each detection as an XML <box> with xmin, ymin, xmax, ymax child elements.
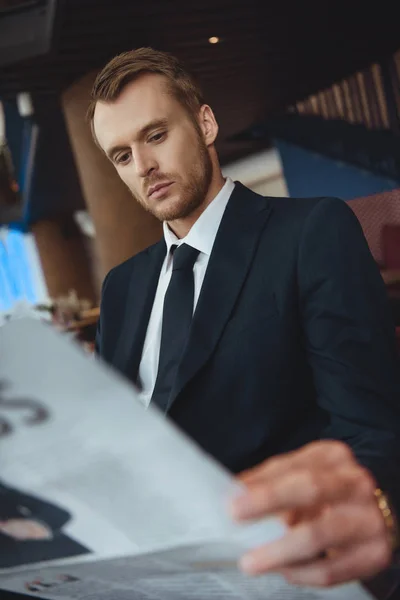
<box><xmin>374</xmin><ymin>488</ymin><xmax>399</xmax><ymax>552</ymax></box>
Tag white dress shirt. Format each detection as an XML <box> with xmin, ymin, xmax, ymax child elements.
<box><xmin>137</xmin><ymin>177</ymin><xmax>235</xmax><ymax>407</ymax></box>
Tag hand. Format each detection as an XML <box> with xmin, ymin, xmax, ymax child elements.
<box><xmin>230</xmin><ymin>441</ymin><xmax>392</xmax><ymax>587</ymax></box>
<box><xmin>0</xmin><ymin>519</ymin><xmax>53</xmax><ymax>540</ymax></box>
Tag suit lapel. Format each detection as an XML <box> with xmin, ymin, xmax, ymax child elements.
<box><xmin>168</xmin><ymin>183</ymin><xmax>272</xmax><ymax>410</ymax></box>
<box><xmin>114</xmin><ymin>240</ymin><xmax>166</xmax><ymax>382</ymax></box>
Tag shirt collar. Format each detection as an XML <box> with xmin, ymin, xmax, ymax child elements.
<box><xmin>163</xmin><ymin>177</ymin><xmax>235</xmax><ymax>256</ymax></box>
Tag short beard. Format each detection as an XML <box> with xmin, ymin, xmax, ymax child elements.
<box><xmin>135</xmin><ymin>136</ymin><xmax>213</xmax><ymax>223</ymax></box>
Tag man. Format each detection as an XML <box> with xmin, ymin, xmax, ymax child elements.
<box><xmin>89</xmin><ymin>48</ymin><xmax>400</xmax><ymax>588</ymax></box>
<box><xmin>0</xmin><ymin>481</ymin><xmax>89</xmax><ymax>568</ymax></box>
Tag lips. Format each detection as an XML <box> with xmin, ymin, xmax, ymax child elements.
<box><xmin>148</xmin><ymin>182</ymin><xmax>173</xmax><ymax>199</ymax></box>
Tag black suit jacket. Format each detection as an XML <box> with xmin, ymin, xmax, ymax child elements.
<box><xmin>97</xmin><ymin>183</ymin><xmax>400</xmax><ymax>514</ymax></box>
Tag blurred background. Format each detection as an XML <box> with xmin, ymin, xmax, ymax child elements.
<box><xmin>0</xmin><ymin>0</ymin><xmax>399</xmax><ymax>349</ymax></box>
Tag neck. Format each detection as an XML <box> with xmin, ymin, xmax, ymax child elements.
<box><xmin>167</xmin><ymin>170</ymin><xmax>226</xmax><ymax>239</ymax></box>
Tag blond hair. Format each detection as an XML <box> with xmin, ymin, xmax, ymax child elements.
<box><xmin>87</xmin><ymin>47</ymin><xmax>205</xmax><ymax>141</ymax></box>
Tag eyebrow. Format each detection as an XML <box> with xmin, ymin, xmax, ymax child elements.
<box><xmin>106</xmin><ymin>118</ymin><xmax>169</xmax><ymax>160</ymax></box>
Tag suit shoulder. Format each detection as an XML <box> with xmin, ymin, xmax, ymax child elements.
<box><xmin>102</xmin><ymin>239</ymin><xmax>163</xmax><ymax>293</ymax></box>
<box><xmin>267</xmin><ymin>195</ymin><xmax>344</xmax><ymax>216</ymax></box>
<box><xmin>261</xmin><ymin>195</ymin><xmax>349</xmax><ymax>233</ymax></box>
<box><xmin>267</xmin><ymin>195</ymin><xmax>359</xmax><ymax>232</ymax></box>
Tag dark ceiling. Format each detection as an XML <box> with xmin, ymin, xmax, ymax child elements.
<box><xmin>1</xmin><ymin>0</ymin><xmax>400</xmax><ymax>166</ymax></box>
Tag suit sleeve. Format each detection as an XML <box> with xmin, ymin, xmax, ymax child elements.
<box><xmin>298</xmin><ymin>197</ymin><xmax>400</xmax><ymax>514</ymax></box>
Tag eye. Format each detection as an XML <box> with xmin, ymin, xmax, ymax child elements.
<box><xmin>148</xmin><ymin>131</ymin><xmax>165</xmax><ymax>143</ymax></box>
<box><xmin>115</xmin><ymin>152</ymin><xmax>131</xmax><ymax>165</ymax></box>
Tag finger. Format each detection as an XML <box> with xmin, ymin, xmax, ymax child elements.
<box><xmin>279</xmin><ymin>539</ymin><xmax>391</xmax><ymax>587</ymax></box>
<box><xmin>238</xmin><ymin>503</ymin><xmax>385</xmax><ymax>574</ymax></box>
<box><xmin>232</xmin><ymin>465</ymin><xmax>375</xmax><ymax>521</ymax></box>
<box><xmin>239</xmin><ymin>441</ymin><xmax>354</xmax><ymax>486</ymax></box>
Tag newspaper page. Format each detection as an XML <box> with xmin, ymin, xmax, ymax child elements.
<box><xmin>0</xmin><ymin>318</ymin><xmax>374</xmax><ymax>599</ymax></box>
<box><xmin>0</xmin><ymin>545</ymin><xmax>375</xmax><ymax>600</ymax></box>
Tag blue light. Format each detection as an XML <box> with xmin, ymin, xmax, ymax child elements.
<box><xmin>0</xmin><ymin>225</ymin><xmax>38</xmax><ymax>311</ymax></box>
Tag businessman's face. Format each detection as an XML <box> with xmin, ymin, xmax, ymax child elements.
<box><xmin>93</xmin><ymin>73</ymin><xmax>214</xmax><ymax>224</ymax></box>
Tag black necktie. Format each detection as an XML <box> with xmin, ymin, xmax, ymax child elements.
<box><xmin>151</xmin><ymin>243</ymin><xmax>200</xmax><ymax>412</ymax></box>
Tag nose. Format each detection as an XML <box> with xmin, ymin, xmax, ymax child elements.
<box><xmin>133</xmin><ymin>147</ymin><xmax>157</xmax><ymax>178</ymax></box>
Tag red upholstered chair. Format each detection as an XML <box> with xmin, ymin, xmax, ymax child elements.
<box><xmin>346</xmin><ymin>189</ymin><xmax>400</xmax><ymax>268</ymax></box>
<box><xmin>346</xmin><ymin>189</ymin><xmax>400</xmax><ymax>353</ymax></box>
<box><xmin>382</xmin><ymin>224</ymin><xmax>400</xmax><ymax>270</ymax></box>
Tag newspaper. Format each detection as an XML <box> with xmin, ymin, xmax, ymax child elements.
<box><xmin>0</xmin><ymin>318</ymin><xmax>374</xmax><ymax>599</ymax></box>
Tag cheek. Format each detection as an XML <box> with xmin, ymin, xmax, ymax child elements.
<box><xmin>117</xmin><ymin>168</ymin><xmax>138</xmax><ymax>192</ymax></box>
<box><xmin>175</xmin><ymin>152</ymin><xmax>201</xmax><ymax>187</ymax></box>
<box><xmin>167</xmin><ymin>132</ymin><xmax>199</xmax><ymax>172</ymax></box>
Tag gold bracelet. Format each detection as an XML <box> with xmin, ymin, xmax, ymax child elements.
<box><xmin>374</xmin><ymin>488</ymin><xmax>399</xmax><ymax>551</ymax></box>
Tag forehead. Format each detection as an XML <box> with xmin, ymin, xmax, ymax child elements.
<box><xmin>93</xmin><ymin>73</ymin><xmax>183</xmax><ymax>151</ymax></box>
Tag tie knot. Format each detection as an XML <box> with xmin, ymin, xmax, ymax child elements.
<box><xmin>172</xmin><ymin>244</ymin><xmax>199</xmax><ymax>271</ymax></box>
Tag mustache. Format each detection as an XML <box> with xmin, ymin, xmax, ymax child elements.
<box><xmin>145</xmin><ymin>173</ymin><xmax>175</xmax><ymax>192</ymax></box>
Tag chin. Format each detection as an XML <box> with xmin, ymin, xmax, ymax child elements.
<box><xmin>154</xmin><ymin>197</ymin><xmax>190</xmax><ymax>222</ymax></box>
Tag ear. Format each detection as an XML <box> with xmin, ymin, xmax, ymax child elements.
<box><xmin>198</xmin><ymin>104</ymin><xmax>219</xmax><ymax>146</ymax></box>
